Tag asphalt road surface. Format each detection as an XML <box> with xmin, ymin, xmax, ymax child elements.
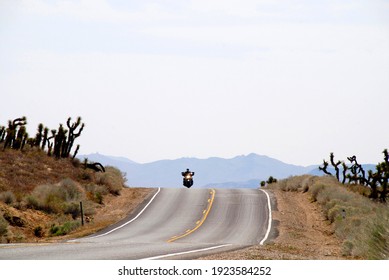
<box><xmin>0</xmin><ymin>188</ymin><xmax>272</xmax><ymax>260</ymax></box>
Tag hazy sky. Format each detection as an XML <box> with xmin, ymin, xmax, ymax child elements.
<box><xmin>1</xmin><ymin>0</ymin><xmax>389</xmax><ymax>166</ymax></box>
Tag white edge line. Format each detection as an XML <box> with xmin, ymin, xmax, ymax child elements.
<box><xmin>140</xmin><ymin>244</ymin><xmax>232</xmax><ymax>260</ymax></box>
<box><xmin>69</xmin><ymin>187</ymin><xmax>161</xmax><ymax>241</ymax></box>
<box><xmin>259</xmin><ymin>189</ymin><xmax>272</xmax><ymax>245</ymax></box>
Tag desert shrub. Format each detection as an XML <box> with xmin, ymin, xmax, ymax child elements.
<box><xmin>347</xmin><ymin>184</ymin><xmax>371</xmax><ymax>197</ymax></box>
<box><xmin>0</xmin><ymin>191</ymin><xmax>15</xmax><ymax>205</ymax></box>
<box><xmin>58</xmin><ymin>178</ymin><xmax>82</xmax><ymax>201</ymax></box>
<box><xmin>64</xmin><ymin>202</ymin><xmax>80</xmax><ymax>219</ymax></box>
<box><xmin>365</xmin><ymin>219</ymin><xmax>389</xmax><ymax>259</ymax></box>
<box><xmin>14</xmin><ymin>233</ymin><xmax>25</xmax><ymax>242</ymax></box>
<box><xmin>327</xmin><ymin>205</ymin><xmax>344</xmax><ymax>223</ymax></box>
<box><xmin>270</xmin><ymin>179</ymin><xmax>287</xmax><ymax>191</ymax></box>
<box><xmin>309</xmin><ymin>183</ymin><xmax>325</xmax><ymax>202</ymax></box>
<box><xmin>285</xmin><ymin>176</ymin><xmax>306</xmax><ymax>192</ymax></box>
<box><xmin>270</xmin><ymin>175</ymin><xmax>315</xmax><ymax>192</ymax></box>
<box><xmin>79</xmin><ymin>171</ymin><xmax>93</xmax><ymax>181</ymax></box>
<box><xmin>26</xmin><ymin>179</ymin><xmax>83</xmax><ymax>214</ymax></box>
<box><xmin>34</xmin><ymin>226</ymin><xmax>44</xmax><ymax>238</ymax></box>
<box><xmin>0</xmin><ymin>216</ymin><xmax>8</xmax><ymax>236</ymax></box>
<box><xmin>96</xmin><ymin>166</ymin><xmax>126</xmax><ymax>195</ymax></box>
<box><xmin>94</xmin><ymin>192</ymin><xmax>103</xmax><ymax>204</ymax></box>
<box><xmin>25</xmin><ymin>195</ymin><xmax>40</xmax><ymax>210</ymax></box>
<box><xmin>81</xmin><ymin>200</ymin><xmax>96</xmax><ymax>216</ymax></box>
<box><xmin>50</xmin><ymin>221</ymin><xmax>80</xmax><ymax>236</ymax></box>
<box><xmin>85</xmin><ymin>184</ymin><xmax>108</xmax><ymax>204</ymax></box>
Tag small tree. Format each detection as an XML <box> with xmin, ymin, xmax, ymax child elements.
<box><xmin>266</xmin><ymin>176</ymin><xmax>277</xmax><ymax>184</ymax></box>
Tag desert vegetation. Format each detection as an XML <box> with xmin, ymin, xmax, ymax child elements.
<box><xmin>0</xmin><ymin>116</ymin><xmax>129</xmax><ymax>243</ymax></box>
<box><xmin>267</xmin><ymin>175</ymin><xmax>389</xmax><ymax>259</ymax></box>
<box><xmin>1</xmin><ymin>116</ymin><xmax>83</xmax><ymax>158</ymax></box>
<box><xmin>319</xmin><ymin>151</ymin><xmax>389</xmax><ymax>202</ymax></box>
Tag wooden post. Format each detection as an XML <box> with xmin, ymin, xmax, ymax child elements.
<box><xmin>80</xmin><ymin>201</ymin><xmax>84</xmax><ymax>226</ymax></box>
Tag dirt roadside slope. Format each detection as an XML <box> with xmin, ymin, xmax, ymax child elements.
<box><xmin>200</xmin><ymin>189</ymin><xmax>347</xmax><ymax>260</ymax></box>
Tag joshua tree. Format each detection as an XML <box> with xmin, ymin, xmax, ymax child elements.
<box><xmin>41</xmin><ymin>127</ymin><xmax>49</xmax><ymax>150</ymax></box>
<box><xmin>34</xmin><ymin>123</ymin><xmax>44</xmax><ymax>148</ymax></box>
<box><xmin>347</xmin><ymin>155</ymin><xmax>366</xmax><ymax>185</ymax></box>
<box><xmin>12</xmin><ymin>125</ymin><xmax>27</xmax><ymax>150</ymax></box>
<box><xmin>319</xmin><ymin>150</ymin><xmax>389</xmax><ymax>203</ymax></box>
<box><xmin>330</xmin><ymin>152</ymin><xmax>342</xmax><ymax>181</ymax></box>
<box><xmin>377</xmin><ymin>149</ymin><xmax>389</xmax><ymax>202</ymax></box>
<box><xmin>72</xmin><ymin>144</ymin><xmax>80</xmax><ymax>159</ymax></box>
<box><xmin>47</xmin><ymin>129</ymin><xmax>56</xmax><ymax>156</ymax></box>
<box><xmin>3</xmin><ymin>117</ymin><xmax>27</xmax><ymax>150</ymax></box>
<box><xmin>64</xmin><ymin>117</ymin><xmax>84</xmax><ymax>158</ymax></box>
<box><xmin>319</xmin><ymin>159</ymin><xmax>332</xmax><ymax>176</ymax></box>
<box><xmin>367</xmin><ymin>169</ymin><xmax>380</xmax><ymax>200</ymax></box>
<box><xmin>341</xmin><ymin>162</ymin><xmax>348</xmax><ymax>184</ymax></box>
<box><xmin>0</xmin><ymin>126</ymin><xmax>5</xmax><ymax>142</ymax></box>
<box><xmin>53</xmin><ymin>124</ymin><xmax>67</xmax><ymax>158</ymax></box>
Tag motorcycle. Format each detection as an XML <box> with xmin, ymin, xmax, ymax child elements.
<box><xmin>182</xmin><ymin>169</ymin><xmax>195</xmax><ymax>188</ymax></box>
<box><xmin>183</xmin><ymin>174</ymin><xmax>194</xmax><ymax>188</ymax></box>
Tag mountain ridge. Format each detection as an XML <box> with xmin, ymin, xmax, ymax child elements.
<box><xmin>79</xmin><ymin>153</ymin><xmax>319</xmax><ymax>188</ymax></box>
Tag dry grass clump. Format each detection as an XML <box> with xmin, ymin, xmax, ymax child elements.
<box><xmin>0</xmin><ymin>191</ymin><xmax>16</xmax><ymax>205</ymax></box>
<box><xmin>267</xmin><ymin>175</ymin><xmax>389</xmax><ymax>259</ymax></box>
<box><xmin>25</xmin><ymin>179</ymin><xmax>84</xmax><ymax>215</ymax></box>
<box><xmin>95</xmin><ymin>166</ymin><xmax>127</xmax><ymax>195</ymax></box>
<box><xmin>273</xmin><ymin>174</ymin><xmax>315</xmax><ymax>192</ymax></box>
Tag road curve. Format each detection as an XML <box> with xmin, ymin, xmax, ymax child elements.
<box><xmin>0</xmin><ymin>188</ymin><xmax>271</xmax><ymax>260</ymax></box>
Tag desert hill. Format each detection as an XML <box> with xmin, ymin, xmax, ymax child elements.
<box><xmin>0</xmin><ymin>148</ymin><xmax>150</xmax><ymax>243</ymax></box>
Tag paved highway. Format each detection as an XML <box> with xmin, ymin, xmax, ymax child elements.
<box><xmin>0</xmin><ymin>188</ymin><xmax>271</xmax><ymax>259</ymax></box>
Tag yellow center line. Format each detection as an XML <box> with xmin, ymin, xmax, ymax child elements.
<box><xmin>167</xmin><ymin>189</ymin><xmax>216</xmax><ymax>243</ymax></box>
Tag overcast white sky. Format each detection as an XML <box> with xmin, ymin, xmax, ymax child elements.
<box><xmin>1</xmin><ymin>0</ymin><xmax>389</xmax><ymax>166</ymax></box>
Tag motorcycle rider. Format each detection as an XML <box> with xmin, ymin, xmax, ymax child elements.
<box><xmin>182</xmin><ymin>168</ymin><xmax>195</xmax><ymax>187</ymax></box>
<box><xmin>181</xmin><ymin>168</ymin><xmax>195</xmax><ymax>178</ymax></box>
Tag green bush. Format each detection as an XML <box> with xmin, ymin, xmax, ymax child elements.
<box><xmin>50</xmin><ymin>221</ymin><xmax>80</xmax><ymax>236</ymax></box>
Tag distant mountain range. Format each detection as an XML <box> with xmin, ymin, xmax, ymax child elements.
<box><xmin>79</xmin><ymin>153</ymin><xmax>324</xmax><ymax>188</ymax></box>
